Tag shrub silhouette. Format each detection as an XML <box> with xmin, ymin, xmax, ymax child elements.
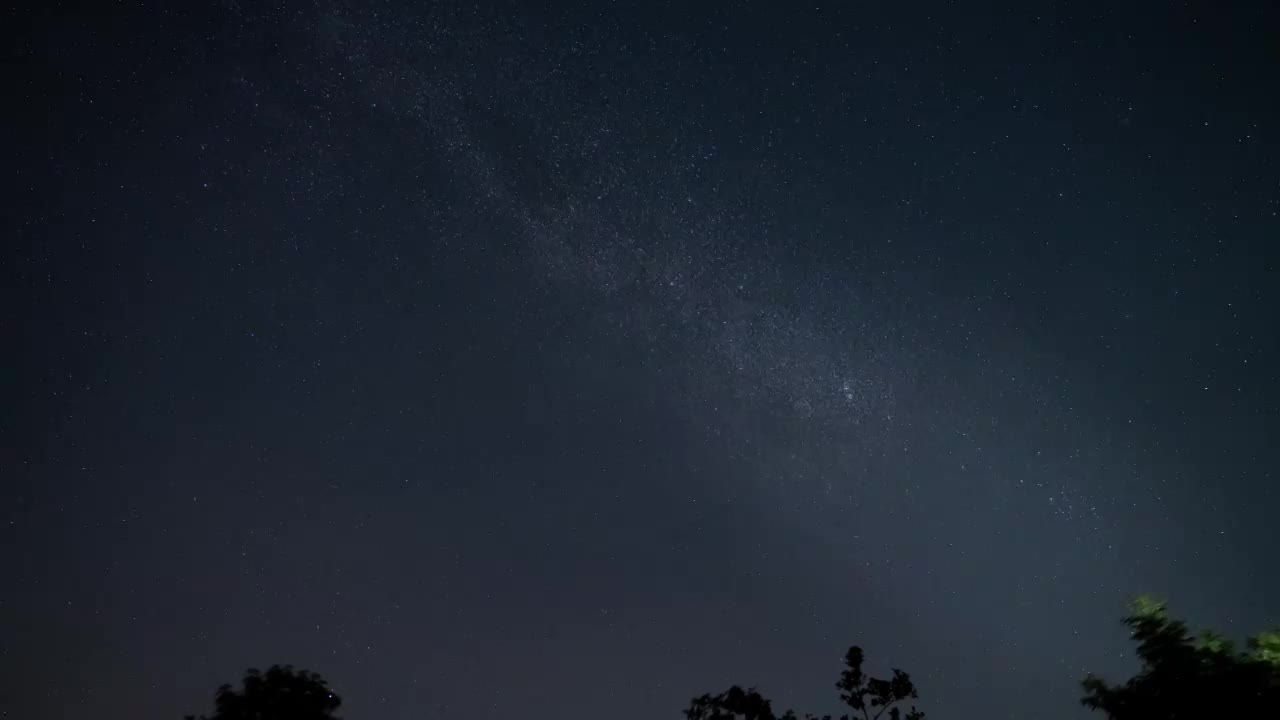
<box><xmin>685</xmin><ymin>646</ymin><xmax>925</xmax><ymax>720</ymax></box>
<box><xmin>185</xmin><ymin>665</ymin><xmax>341</xmax><ymax>720</ymax></box>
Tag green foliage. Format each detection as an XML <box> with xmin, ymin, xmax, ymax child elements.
<box><xmin>1250</xmin><ymin>631</ymin><xmax>1280</xmax><ymax>666</ymax></box>
<box><xmin>685</xmin><ymin>646</ymin><xmax>925</xmax><ymax>720</ymax></box>
<box><xmin>185</xmin><ymin>665</ymin><xmax>341</xmax><ymax>720</ymax></box>
<box><xmin>1081</xmin><ymin>596</ymin><xmax>1280</xmax><ymax>718</ymax></box>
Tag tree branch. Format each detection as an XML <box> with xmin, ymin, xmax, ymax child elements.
<box><xmin>871</xmin><ymin>699</ymin><xmax>897</xmax><ymax>720</ymax></box>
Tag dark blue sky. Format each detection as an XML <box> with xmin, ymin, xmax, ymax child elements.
<box><xmin>6</xmin><ymin>1</ymin><xmax>1278</xmax><ymax>719</ymax></box>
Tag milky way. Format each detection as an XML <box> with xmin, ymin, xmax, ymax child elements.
<box><xmin>299</xmin><ymin>6</ymin><xmax>934</xmax><ymax>449</ymax></box>
<box><xmin>289</xmin><ymin>2</ymin><xmax>1128</xmax><ymax>534</ymax></box>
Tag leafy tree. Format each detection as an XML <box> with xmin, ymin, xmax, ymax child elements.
<box><xmin>1081</xmin><ymin>596</ymin><xmax>1280</xmax><ymax>718</ymax></box>
<box><xmin>685</xmin><ymin>646</ymin><xmax>925</xmax><ymax>720</ymax></box>
<box><xmin>185</xmin><ymin>665</ymin><xmax>341</xmax><ymax>720</ymax></box>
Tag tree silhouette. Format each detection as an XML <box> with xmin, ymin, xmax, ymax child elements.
<box><xmin>685</xmin><ymin>646</ymin><xmax>925</xmax><ymax>720</ymax></box>
<box><xmin>1081</xmin><ymin>596</ymin><xmax>1280</xmax><ymax>718</ymax></box>
<box><xmin>185</xmin><ymin>665</ymin><xmax>341</xmax><ymax>720</ymax></box>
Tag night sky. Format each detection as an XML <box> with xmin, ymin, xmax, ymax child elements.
<box><xmin>6</xmin><ymin>1</ymin><xmax>1279</xmax><ymax>719</ymax></box>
